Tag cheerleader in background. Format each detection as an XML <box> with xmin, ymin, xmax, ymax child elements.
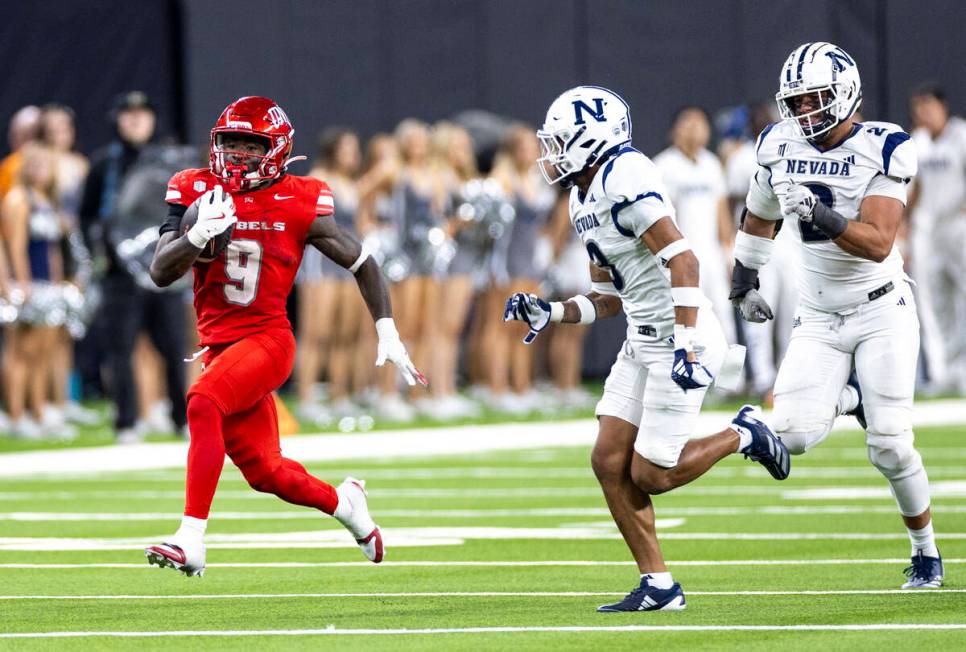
<box><xmin>425</xmin><ymin>122</ymin><xmax>480</xmax><ymax>419</ymax></box>
<box><xmin>356</xmin><ymin>132</ymin><xmax>417</xmax><ymax>422</ymax></box>
<box><xmin>301</xmin><ymin>128</ymin><xmax>367</xmax><ymax>421</ymax></box>
<box><xmin>1</xmin><ymin>145</ymin><xmax>74</xmax><ymax>439</ymax></box>
<box><xmin>485</xmin><ymin>125</ymin><xmax>556</xmax><ymax>413</ymax></box>
<box><xmin>38</xmin><ymin>104</ymin><xmax>100</xmax><ymax>428</ymax></box>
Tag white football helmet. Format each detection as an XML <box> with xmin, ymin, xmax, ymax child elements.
<box><xmin>537</xmin><ymin>86</ymin><xmax>631</xmax><ymax>187</ymax></box>
<box><xmin>775</xmin><ymin>42</ymin><xmax>862</xmax><ymax>141</ymax></box>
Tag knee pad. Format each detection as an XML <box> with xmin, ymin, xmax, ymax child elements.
<box><xmin>866</xmin><ymin>405</ymin><xmax>912</xmax><ymax>438</ymax></box>
<box><xmin>186</xmin><ymin>394</ymin><xmax>219</xmax><ymax>423</ymax></box>
<box><xmin>770</xmin><ymin>404</ymin><xmax>832</xmax><ymax>455</ymax></box>
<box><xmin>867</xmin><ymin>432</ymin><xmax>922</xmax><ymax>481</ymax></box>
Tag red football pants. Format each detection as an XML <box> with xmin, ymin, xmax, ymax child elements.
<box><xmin>183</xmin><ymin>327</ymin><xmax>337</xmax><ymax>519</ymax></box>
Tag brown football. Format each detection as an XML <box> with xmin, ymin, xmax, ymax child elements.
<box><xmin>179</xmin><ymin>197</ymin><xmax>234</xmax><ymax>263</ymax></box>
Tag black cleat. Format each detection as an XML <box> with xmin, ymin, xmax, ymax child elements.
<box><xmin>732</xmin><ymin>405</ymin><xmax>791</xmax><ymax>480</ymax></box>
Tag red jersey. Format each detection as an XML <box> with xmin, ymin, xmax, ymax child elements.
<box><xmin>165</xmin><ymin>168</ymin><xmax>335</xmax><ymax>346</ymax></box>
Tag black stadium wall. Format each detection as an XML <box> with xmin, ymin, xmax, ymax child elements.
<box><xmin>1</xmin><ymin>0</ymin><xmax>963</xmax><ymax>376</ymax></box>
<box><xmin>2</xmin><ymin>0</ymin><xmax>963</xmax><ymax>156</ymax></box>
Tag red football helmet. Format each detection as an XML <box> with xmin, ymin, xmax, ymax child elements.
<box><xmin>209</xmin><ymin>96</ymin><xmax>295</xmax><ymax>191</ymax></box>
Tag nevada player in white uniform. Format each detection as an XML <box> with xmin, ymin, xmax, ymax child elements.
<box><xmin>505</xmin><ymin>86</ymin><xmax>790</xmax><ymax>612</ymax></box>
<box><xmin>909</xmin><ymin>84</ymin><xmax>966</xmax><ymax>393</ymax></box>
<box><xmin>730</xmin><ymin>43</ymin><xmax>943</xmax><ymax>588</ymax></box>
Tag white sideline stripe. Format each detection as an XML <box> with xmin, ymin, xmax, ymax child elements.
<box><xmin>1</xmin><ymin>559</ymin><xmax>964</xmax><ymax>569</ymax></box>
<box><xmin>4</xmin><ymin>481</ymin><xmax>966</xmax><ymax>500</ymax></box>
<box><xmin>2</xmin><ymin>399</ymin><xmax>965</xmax><ymax>478</ymax></box>
<box><xmin>4</xmin><ymin>528</ymin><xmax>965</xmax><ymax>553</ymax></box>
<box><xmin>5</xmin><ymin>504</ymin><xmax>966</xmax><ymax>521</ymax></box>
<box><xmin>3</xmin><ymin>624</ymin><xmax>966</xmax><ymax>638</ymax></box>
<box><xmin>3</xmin><ymin>590</ymin><xmax>966</xmax><ymax>600</ymax></box>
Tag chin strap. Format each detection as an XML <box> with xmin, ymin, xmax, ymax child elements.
<box><xmin>284</xmin><ymin>155</ymin><xmax>308</xmax><ymax>169</ymax></box>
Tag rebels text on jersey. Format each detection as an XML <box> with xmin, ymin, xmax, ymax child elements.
<box><xmin>568</xmin><ymin>146</ymin><xmax>703</xmax><ymax>337</ymax></box>
<box><xmin>746</xmin><ymin>120</ymin><xmax>917</xmax><ymax>312</ymax></box>
<box><xmin>165</xmin><ymin>168</ymin><xmax>335</xmax><ymax>345</ymax></box>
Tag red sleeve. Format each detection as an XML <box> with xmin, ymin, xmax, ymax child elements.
<box><xmin>165</xmin><ymin>168</ymin><xmax>212</xmax><ymax>208</ymax></box>
<box><xmin>315</xmin><ymin>180</ymin><xmax>335</xmax><ymax>217</ymax></box>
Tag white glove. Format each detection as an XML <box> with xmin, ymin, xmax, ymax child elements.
<box><xmin>779</xmin><ymin>183</ymin><xmax>817</xmax><ymax>222</ymax></box>
<box><xmin>374</xmin><ymin>318</ymin><xmax>427</xmax><ymax>387</ymax></box>
<box><xmin>187</xmin><ymin>185</ymin><xmax>237</xmax><ymax>248</ymax></box>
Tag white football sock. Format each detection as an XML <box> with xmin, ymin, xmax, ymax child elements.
<box><xmin>907</xmin><ymin>521</ymin><xmax>939</xmax><ymax>558</ymax></box>
<box><xmin>642</xmin><ymin>572</ymin><xmax>673</xmax><ymax>589</ymax></box>
<box><xmin>735</xmin><ymin>429</ymin><xmax>752</xmax><ymax>453</ymax></box>
<box><xmin>175</xmin><ymin>515</ymin><xmax>207</xmax><ymax>542</ymax></box>
<box><xmin>836</xmin><ymin>385</ymin><xmax>859</xmax><ymax>416</ymax></box>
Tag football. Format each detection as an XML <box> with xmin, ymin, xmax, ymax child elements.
<box><xmin>179</xmin><ymin>196</ymin><xmax>234</xmax><ymax>263</ymax></box>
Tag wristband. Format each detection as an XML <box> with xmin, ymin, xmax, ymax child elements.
<box><xmin>186</xmin><ymin>227</ymin><xmax>209</xmax><ymax>250</ymax></box>
<box><xmin>568</xmin><ymin>294</ymin><xmax>596</xmax><ymax>324</ymax></box>
<box><xmin>729</xmin><ymin>260</ymin><xmax>760</xmax><ymax>300</ymax></box>
<box><xmin>811</xmin><ymin>201</ymin><xmax>849</xmax><ymax>239</ymax></box>
<box><xmin>673</xmin><ymin>324</ymin><xmax>696</xmax><ymax>353</ymax></box>
<box><xmin>548</xmin><ymin>301</ymin><xmax>565</xmax><ymax>323</ymax></box>
<box><xmin>375</xmin><ymin>317</ymin><xmax>399</xmax><ymax>341</ymax></box>
<box><xmin>670</xmin><ymin>287</ymin><xmax>704</xmax><ymax>307</ymax></box>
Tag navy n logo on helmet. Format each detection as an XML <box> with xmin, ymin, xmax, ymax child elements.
<box><xmin>573</xmin><ymin>98</ymin><xmax>606</xmax><ymax>125</ymax></box>
<box><xmin>825</xmin><ymin>48</ymin><xmax>855</xmax><ymax>73</ymax></box>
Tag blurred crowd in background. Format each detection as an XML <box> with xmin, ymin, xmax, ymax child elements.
<box><xmin>0</xmin><ymin>84</ymin><xmax>962</xmax><ymax>442</ymax></box>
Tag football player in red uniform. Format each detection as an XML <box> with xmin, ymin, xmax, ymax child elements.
<box><xmin>144</xmin><ymin>96</ymin><xmax>425</xmax><ymax>576</ymax></box>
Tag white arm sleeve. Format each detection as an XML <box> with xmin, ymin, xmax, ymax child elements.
<box><xmin>864</xmin><ymin>173</ymin><xmax>908</xmax><ymax>205</ymax></box>
<box><xmin>745</xmin><ymin>166</ymin><xmax>783</xmax><ymax>221</ymax></box>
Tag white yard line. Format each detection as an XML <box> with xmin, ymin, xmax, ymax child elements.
<box><xmin>1</xmin><ymin>559</ymin><xmax>963</xmax><ymax>569</ymax></box>
<box><xmin>5</xmin><ymin>503</ymin><xmax>966</xmax><ymax>520</ymax></box>
<box><xmin>3</xmin><ymin>400</ymin><xmax>965</xmax><ymax>478</ymax></box>
<box><xmin>3</xmin><ymin>527</ymin><xmax>966</xmax><ymax>553</ymax></box>
<box><xmin>2</xmin><ymin>589</ymin><xmax>966</xmax><ymax>600</ymax></box>
<box><xmin>2</xmin><ymin>624</ymin><xmax>966</xmax><ymax>638</ymax></box>
<box><xmin>3</xmin><ymin>481</ymin><xmax>966</xmax><ymax>500</ymax></box>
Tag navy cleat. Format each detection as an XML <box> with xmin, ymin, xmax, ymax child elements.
<box><xmin>845</xmin><ymin>371</ymin><xmax>867</xmax><ymax>430</ymax></box>
<box><xmin>597</xmin><ymin>576</ymin><xmax>686</xmax><ymax>612</ymax></box>
<box><xmin>732</xmin><ymin>405</ymin><xmax>790</xmax><ymax>480</ymax></box>
<box><xmin>902</xmin><ymin>550</ymin><xmax>944</xmax><ymax>589</ymax></box>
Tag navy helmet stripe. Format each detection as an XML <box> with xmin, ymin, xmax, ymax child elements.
<box><xmin>565</xmin><ymin>126</ymin><xmax>586</xmax><ymax>150</ymax></box>
<box><xmin>882</xmin><ymin>131</ymin><xmax>911</xmax><ymax>175</ymax></box>
<box><xmin>610</xmin><ymin>191</ymin><xmax>663</xmax><ymax>238</ymax></box>
<box><xmin>795</xmin><ymin>43</ymin><xmax>813</xmax><ymax>81</ymax></box>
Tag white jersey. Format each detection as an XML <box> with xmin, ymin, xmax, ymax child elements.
<box><xmin>746</xmin><ymin>120</ymin><xmax>916</xmax><ymax>313</ymax></box>
<box><xmin>912</xmin><ymin>116</ymin><xmax>966</xmax><ymax>223</ymax></box>
<box><xmin>568</xmin><ymin>146</ymin><xmax>701</xmax><ymax>336</ymax></box>
<box><xmin>653</xmin><ymin>147</ymin><xmax>726</xmax><ymax>256</ymax></box>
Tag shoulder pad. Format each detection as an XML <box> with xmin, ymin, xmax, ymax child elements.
<box><xmin>754</xmin><ymin>121</ymin><xmax>793</xmax><ymax>167</ymax></box>
<box><xmin>600</xmin><ymin>147</ymin><xmax>659</xmax><ymax>201</ymax></box>
<box><xmin>165</xmin><ymin>168</ymin><xmax>211</xmax><ymax>205</ymax></box>
<box><xmin>861</xmin><ymin>122</ymin><xmax>916</xmax><ymax>180</ymax></box>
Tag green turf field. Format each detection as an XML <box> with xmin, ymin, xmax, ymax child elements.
<box><xmin>0</xmin><ymin>424</ymin><xmax>964</xmax><ymax>650</ymax></box>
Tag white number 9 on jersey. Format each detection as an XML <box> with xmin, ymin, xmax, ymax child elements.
<box><xmin>224</xmin><ymin>239</ymin><xmax>263</xmax><ymax>306</ymax></box>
